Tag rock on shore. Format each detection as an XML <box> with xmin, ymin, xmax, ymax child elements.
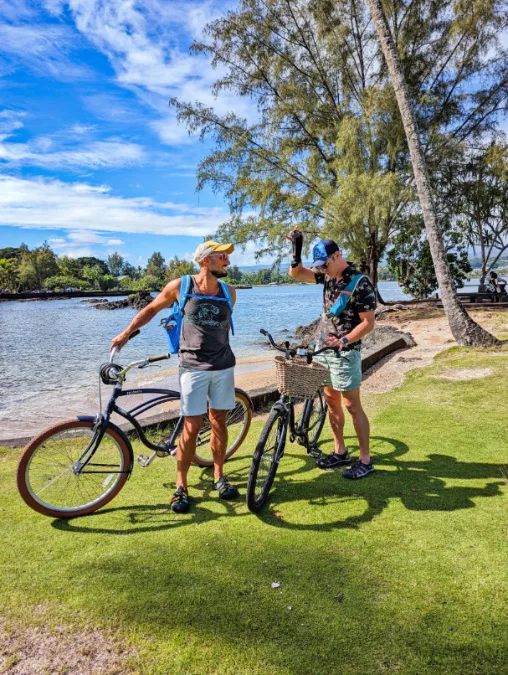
<box><xmin>95</xmin><ymin>291</ymin><xmax>153</xmax><ymax>310</ymax></box>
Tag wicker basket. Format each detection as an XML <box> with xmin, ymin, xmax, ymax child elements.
<box><xmin>274</xmin><ymin>355</ymin><xmax>329</xmax><ymax>399</ymax></box>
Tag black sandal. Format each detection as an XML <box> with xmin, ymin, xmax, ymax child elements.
<box><xmin>170</xmin><ymin>486</ymin><xmax>190</xmax><ymax>513</ymax></box>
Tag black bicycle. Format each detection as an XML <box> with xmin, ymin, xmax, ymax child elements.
<box><xmin>246</xmin><ymin>329</ymin><xmax>335</xmax><ymax>513</ymax></box>
<box><xmin>17</xmin><ymin>332</ymin><xmax>252</xmax><ymax>518</ymax></box>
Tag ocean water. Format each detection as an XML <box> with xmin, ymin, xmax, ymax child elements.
<box><xmin>0</xmin><ymin>282</ymin><xmax>407</xmax><ymax>438</ymax></box>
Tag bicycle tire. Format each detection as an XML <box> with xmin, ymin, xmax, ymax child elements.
<box><xmin>17</xmin><ymin>419</ymin><xmax>132</xmax><ymax>519</ymax></box>
<box><xmin>191</xmin><ymin>389</ymin><xmax>253</xmax><ymax>468</ymax></box>
<box><xmin>305</xmin><ymin>390</ymin><xmax>328</xmax><ymax>448</ymax></box>
<box><xmin>246</xmin><ymin>406</ymin><xmax>287</xmax><ymax>513</ymax></box>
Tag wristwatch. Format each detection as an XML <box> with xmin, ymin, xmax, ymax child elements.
<box><xmin>341</xmin><ymin>337</ymin><xmax>349</xmax><ymax>347</ymax></box>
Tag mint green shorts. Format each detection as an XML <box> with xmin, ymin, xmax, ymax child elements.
<box><xmin>313</xmin><ymin>350</ymin><xmax>362</xmax><ymax>392</ymax></box>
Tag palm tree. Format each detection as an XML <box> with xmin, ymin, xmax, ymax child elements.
<box><xmin>366</xmin><ymin>0</ymin><xmax>499</xmax><ymax>346</ymax></box>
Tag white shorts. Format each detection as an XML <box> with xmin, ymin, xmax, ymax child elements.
<box><xmin>179</xmin><ymin>367</ymin><xmax>236</xmax><ymax>417</ymax></box>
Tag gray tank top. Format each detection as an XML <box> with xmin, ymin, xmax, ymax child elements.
<box><xmin>179</xmin><ymin>277</ymin><xmax>236</xmax><ymax>371</ymax></box>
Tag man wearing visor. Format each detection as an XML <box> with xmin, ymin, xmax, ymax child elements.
<box><xmin>111</xmin><ymin>241</ymin><xmax>238</xmax><ymax>512</ymax></box>
<box><xmin>288</xmin><ymin>230</ymin><xmax>377</xmax><ymax>479</ymax></box>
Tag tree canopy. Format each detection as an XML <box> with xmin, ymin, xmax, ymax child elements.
<box><xmin>172</xmin><ymin>0</ymin><xmax>508</xmax><ymax>285</ymax></box>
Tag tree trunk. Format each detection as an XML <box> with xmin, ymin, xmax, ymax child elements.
<box><xmin>366</xmin><ymin>0</ymin><xmax>499</xmax><ymax>346</ymax></box>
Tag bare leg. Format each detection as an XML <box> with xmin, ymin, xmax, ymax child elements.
<box><xmin>176</xmin><ymin>415</ymin><xmax>203</xmax><ymax>489</ymax></box>
<box><xmin>323</xmin><ymin>385</ymin><xmax>348</xmax><ymax>454</ymax></box>
<box><xmin>341</xmin><ymin>388</ymin><xmax>371</xmax><ymax>463</ymax></box>
<box><xmin>208</xmin><ymin>409</ymin><xmax>228</xmax><ymax>481</ymax></box>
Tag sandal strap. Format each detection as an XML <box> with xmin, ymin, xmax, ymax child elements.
<box><xmin>171</xmin><ymin>488</ymin><xmax>189</xmax><ymax>504</ymax></box>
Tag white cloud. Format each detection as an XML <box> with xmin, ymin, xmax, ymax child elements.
<box><xmin>0</xmin><ymin>109</ymin><xmax>25</xmax><ymax>137</ymax></box>
<box><xmin>0</xmin><ymin>23</ymin><xmax>91</xmax><ymax>80</ymax></box>
<box><xmin>0</xmin><ymin>173</ymin><xmax>229</xmax><ymax>236</ymax></box>
<box><xmin>0</xmin><ymin>136</ymin><xmax>146</xmax><ymax>169</ymax></box>
<box><xmin>107</xmin><ymin>238</ymin><xmax>125</xmax><ymax>245</ymax></box>
<box><xmin>42</xmin><ymin>0</ymin><xmax>252</xmax><ymax>144</ymax></box>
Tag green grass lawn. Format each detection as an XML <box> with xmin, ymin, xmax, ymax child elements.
<box><xmin>1</xmin><ymin>345</ymin><xmax>507</xmax><ymax>674</ymax></box>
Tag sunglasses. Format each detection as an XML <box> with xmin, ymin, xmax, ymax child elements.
<box><xmin>316</xmin><ymin>258</ymin><xmax>330</xmax><ymax>271</ymax></box>
<box><xmin>209</xmin><ymin>252</ymin><xmax>230</xmax><ymax>262</ymax></box>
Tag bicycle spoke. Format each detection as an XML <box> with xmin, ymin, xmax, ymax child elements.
<box><xmin>24</xmin><ymin>427</ymin><xmax>125</xmax><ymax>513</ymax></box>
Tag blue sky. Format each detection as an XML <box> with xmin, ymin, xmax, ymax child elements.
<box><xmin>0</xmin><ymin>0</ymin><xmax>266</xmax><ymax>267</ymax></box>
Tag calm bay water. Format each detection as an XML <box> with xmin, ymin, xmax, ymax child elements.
<box><xmin>0</xmin><ymin>282</ymin><xmax>407</xmax><ymax>438</ymax></box>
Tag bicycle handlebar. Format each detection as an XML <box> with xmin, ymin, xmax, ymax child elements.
<box><xmin>260</xmin><ymin>328</ymin><xmax>339</xmax><ymax>359</ymax></box>
<box><xmin>148</xmin><ymin>354</ymin><xmax>170</xmax><ymax>363</ymax></box>
<box><xmin>107</xmin><ymin>328</ymin><xmax>169</xmax><ymax>382</ymax></box>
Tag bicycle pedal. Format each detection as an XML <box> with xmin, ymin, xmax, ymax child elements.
<box><xmin>289</xmin><ymin>434</ymin><xmax>295</xmax><ymax>443</ymax></box>
<box><xmin>308</xmin><ymin>447</ymin><xmax>322</xmax><ymax>458</ymax></box>
<box><xmin>137</xmin><ymin>452</ymin><xmax>157</xmax><ymax>467</ymax></box>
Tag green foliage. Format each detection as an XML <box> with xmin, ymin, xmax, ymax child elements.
<box><xmin>442</xmin><ymin>142</ymin><xmax>508</xmax><ymax>287</ymax></box>
<box><xmin>122</xmin><ymin>262</ymin><xmax>140</xmax><ymax>279</ymax></box>
<box><xmin>0</xmin><ymin>258</ymin><xmax>20</xmax><ymax>291</ymax></box>
<box><xmin>225</xmin><ymin>265</ymin><xmax>243</xmax><ymax>283</ymax></box>
<box><xmin>81</xmin><ymin>264</ymin><xmax>107</xmax><ymax>289</ymax></box>
<box><xmin>99</xmin><ymin>274</ymin><xmax>118</xmax><ymax>291</ymax></box>
<box><xmin>74</xmin><ymin>256</ymin><xmax>109</xmax><ymax>275</ymax></box>
<box><xmin>56</xmin><ymin>256</ymin><xmax>80</xmax><ymax>277</ymax></box>
<box><xmin>387</xmin><ymin>217</ymin><xmax>472</xmax><ymax>298</ymax></box>
<box><xmin>43</xmin><ymin>275</ymin><xmax>90</xmax><ymax>291</ymax></box>
<box><xmin>0</xmin><ymin>247</ymin><xmax>23</xmax><ymax>260</ymax></box>
<box><xmin>172</xmin><ymin>0</ymin><xmax>507</xmax><ymax>283</ymax></box>
<box><xmin>119</xmin><ymin>276</ymin><xmax>135</xmax><ymax>290</ymax></box>
<box><xmin>165</xmin><ymin>256</ymin><xmax>197</xmax><ymax>282</ymax></box>
<box><xmin>107</xmin><ymin>252</ymin><xmax>125</xmax><ymax>277</ymax></box>
<box><xmin>131</xmin><ymin>274</ymin><xmax>162</xmax><ymax>291</ymax></box>
<box><xmin>146</xmin><ymin>252</ymin><xmax>165</xmax><ymax>282</ymax></box>
<box><xmin>17</xmin><ymin>242</ymin><xmax>59</xmax><ymax>290</ymax></box>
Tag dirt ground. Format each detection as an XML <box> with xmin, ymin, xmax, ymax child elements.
<box><xmin>0</xmin><ymin>615</ymin><xmax>135</xmax><ymax>675</ymax></box>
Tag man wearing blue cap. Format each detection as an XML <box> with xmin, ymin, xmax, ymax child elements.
<box><xmin>288</xmin><ymin>229</ymin><xmax>376</xmax><ymax>479</ymax></box>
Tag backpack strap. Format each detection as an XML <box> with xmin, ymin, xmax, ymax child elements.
<box><xmin>328</xmin><ymin>273</ymin><xmax>369</xmax><ymax>318</ymax></box>
<box><xmin>178</xmin><ymin>275</ymin><xmax>192</xmax><ymax>310</ymax></box>
<box><xmin>218</xmin><ymin>280</ymin><xmax>235</xmax><ymax>335</ymax></box>
<box><xmin>345</xmin><ymin>273</ymin><xmax>367</xmax><ymax>296</ymax></box>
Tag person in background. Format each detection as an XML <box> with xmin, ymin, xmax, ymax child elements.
<box><xmin>488</xmin><ymin>271</ymin><xmax>507</xmax><ymax>301</ymax></box>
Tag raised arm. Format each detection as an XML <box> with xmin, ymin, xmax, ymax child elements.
<box><xmin>110</xmin><ymin>278</ymin><xmax>181</xmax><ymax>352</ymax></box>
<box><xmin>287</xmin><ymin>228</ymin><xmax>317</xmax><ymax>284</ymax></box>
<box><xmin>289</xmin><ymin>262</ymin><xmax>318</xmax><ymax>284</ymax></box>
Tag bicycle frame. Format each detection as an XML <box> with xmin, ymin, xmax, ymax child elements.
<box><xmin>74</xmin><ymin>380</ymin><xmax>182</xmax><ymax>475</ymax></box>
<box><xmin>273</xmin><ymin>394</ymin><xmax>319</xmax><ymax>452</ymax></box>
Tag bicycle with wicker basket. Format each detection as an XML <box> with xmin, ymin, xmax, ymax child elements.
<box><xmin>246</xmin><ymin>329</ymin><xmax>335</xmax><ymax>513</ymax></box>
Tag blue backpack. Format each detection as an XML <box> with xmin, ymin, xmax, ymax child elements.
<box><xmin>329</xmin><ymin>273</ymin><xmax>367</xmax><ymax>317</ymax></box>
<box><xmin>163</xmin><ymin>275</ymin><xmax>235</xmax><ymax>354</ymax></box>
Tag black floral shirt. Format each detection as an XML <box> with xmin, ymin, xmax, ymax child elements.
<box><xmin>314</xmin><ymin>263</ymin><xmax>377</xmax><ymax>351</ymax></box>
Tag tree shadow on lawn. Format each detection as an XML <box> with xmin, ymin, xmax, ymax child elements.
<box><xmin>259</xmin><ymin>435</ymin><xmax>505</xmax><ymax>531</ymax></box>
<box><xmin>52</xmin><ymin>435</ymin><xmax>505</xmax><ymax>536</ymax></box>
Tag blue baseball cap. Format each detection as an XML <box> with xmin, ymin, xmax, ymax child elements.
<box><xmin>312</xmin><ymin>239</ymin><xmax>340</xmax><ymax>267</ymax></box>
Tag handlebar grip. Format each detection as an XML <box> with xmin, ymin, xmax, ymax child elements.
<box><xmin>148</xmin><ymin>353</ymin><xmax>170</xmax><ymax>363</ymax></box>
<box><xmin>260</xmin><ymin>329</ymin><xmax>268</xmax><ymax>336</ymax></box>
<box><xmin>128</xmin><ymin>329</ymin><xmax>140</xmax><ymax>341</ymax></box>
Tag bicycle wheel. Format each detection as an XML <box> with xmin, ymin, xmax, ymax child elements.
<box><xmin>246</xmin><ymin>406</ymin><xmax>287</xmax><ymax>513</ymax></box>
<box><xmin>17</xmin><ymin>420</ymin><xmax>132</xmax><ymax>518</ymax></box>
<box><xmin>305</xmin><ymin>389</ymin><xmax>328</xmax><ymax>449</ymax></box>
<box><xmin>192</xmin><ymin>389</ymin><xmax>252</xmax><ymax>467</ymax></box>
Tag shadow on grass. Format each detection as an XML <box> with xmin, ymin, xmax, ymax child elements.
<box><xmin>258</xmin><ymin>434</ymin><xmax>505</xmax><ymax>529</ymax></box>
<box><xmin>52</xmin><ymin>435</ymin><xmax>504</xmax><ymax>536</ymax></box>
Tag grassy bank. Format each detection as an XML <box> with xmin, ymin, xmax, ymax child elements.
<box><xmin>1</xmin><ymin>343</ymin><xmax>507</xmax><ymax>674</ymax></box>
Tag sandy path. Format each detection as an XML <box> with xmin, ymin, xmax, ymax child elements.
<box><xmin>362</xmin><ymin>307</ymin><xmax>507</xmax><ymax>394</ymax></box>
<box><xmin>361</xmin><ymin>315</ymin><xmax>455</xmax><ymax>394</ymax></box>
